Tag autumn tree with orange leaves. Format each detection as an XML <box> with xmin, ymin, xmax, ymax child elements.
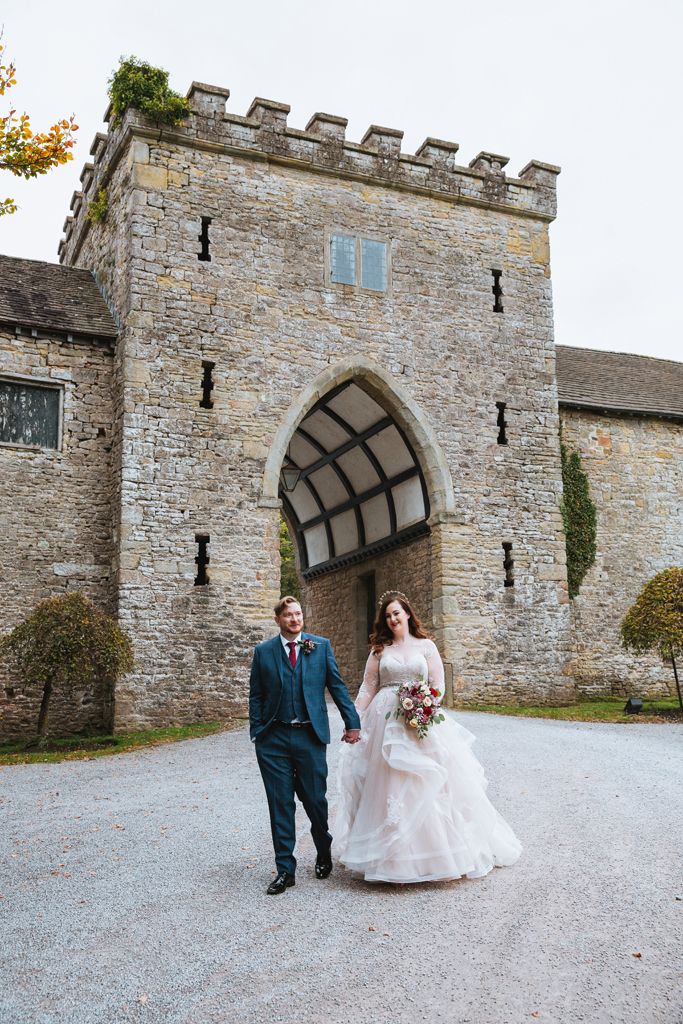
<box><xmin>0</xmin><ymin>38</ymin><xmax>78</xmax><ymax>216</ymax></box>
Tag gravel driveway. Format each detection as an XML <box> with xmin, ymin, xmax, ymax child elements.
<box><xmin>1</xmin><ymin>710</ymin><xmax>682</xmax><ymax>1024</ymax></box>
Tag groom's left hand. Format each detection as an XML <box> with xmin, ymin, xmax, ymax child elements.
<box><xmin>342</xmin><ymin>729</ymin><xmax>361</xmax><ymax>744</ymax></box>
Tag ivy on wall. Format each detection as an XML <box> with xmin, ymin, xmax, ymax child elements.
<box><xmin>560</xmin><ymin>439</ymin><xmax>597</xmax><ymax>598</ymax></box>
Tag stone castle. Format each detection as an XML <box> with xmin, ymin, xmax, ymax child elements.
<box><xmin>1</xmin><ymin>81</ymin><xmax>681</xmax><ymax>739</ymax></box>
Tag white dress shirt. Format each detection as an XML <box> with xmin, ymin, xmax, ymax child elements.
<box><xmin>280</xmin><ymin>632</ymin><xmax>302</xmax><ymax>663</ymax></box>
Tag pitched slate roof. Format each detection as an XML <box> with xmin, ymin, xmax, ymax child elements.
<box><xmin>556</xmin><ymin>344</ymin><xmax>683</xmax><ymax>421</ymax></box>
<box><xmin>0</xmin><ymin>255</ymin><xmax>118</xmax><ymax>340</ymax></box>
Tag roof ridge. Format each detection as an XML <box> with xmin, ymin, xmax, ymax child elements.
<box><xmin>556</xmin><ymin>343</ymin><xmax>682</xmax><ymax>369</ymax></box>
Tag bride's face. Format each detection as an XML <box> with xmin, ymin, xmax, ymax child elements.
<box><xmin>385</xmin><ymin>601</ymin><xmax>410</xmax><ymax>636</ymax></box>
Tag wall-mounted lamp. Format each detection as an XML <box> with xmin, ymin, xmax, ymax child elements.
<box><xmin>279</xmin><ymin>449</ymin><xmax>302</xmax><ymax>493</ymax></box>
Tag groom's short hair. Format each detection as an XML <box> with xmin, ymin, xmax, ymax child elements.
<box><xmin>274</xmin><ymin>595</ymin><xmax>301</xmax><ymax>616</ymax></box>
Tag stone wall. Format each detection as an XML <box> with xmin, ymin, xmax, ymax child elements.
<box><xmin>560</xmin><ymin>408</ymin><xmax>683</xmax><ymax>697</ymax></box>
<box><xmin>0</xmin><ymin>328</ymin><xmax>115</xmax><ymax>739</ymax></box>
<box><xmin>302</xmin><ymin>533</ymin><xmax>433</xmax><ymax>697</ymax></box>
<box><xmin>54</xmin><ymin>86</ymin><xmax>574</xmax><ymax>728</ymax></box>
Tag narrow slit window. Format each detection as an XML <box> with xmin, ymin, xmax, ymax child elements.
<box><xmin>194</xmin><ymin>534</ymin><xmax>210</xmax><ymax>586</ymax></box>
<box><xmin>200</xmin><ymin>360</ymin><xmax>215</xmax><ymax>409</ymax></box>
<box><xmin>502</xmin><ymin>542</ymin><xmax>514</xmax><ymax>587</ymax></box>
<box><xmin>330</xmin><ymin>233</ymin><xmax>356</xmax><ymax>285</ymax></box>
<box><xmin>360</xmin><ymin>239</ymin><xmax>387</xmax><ymax>291</ymax></box>
<box><xmin>496</xmin><ymin>402</ymin><xmax>508</xmax><ymax>445</ymax></box>
<box><xmin>492</xmin><ymin>269</ymin><xmax>504</xmax><ymax>313</ymax></box>
<box><xmin>0</xmin><ymin>379</ymin><xmax>61</xmax><ymax>449</ymax></box>
<box><xmin>198</xmin><ymin>217</ymin><xmax>212</xmax><ymax>262</ymax></box>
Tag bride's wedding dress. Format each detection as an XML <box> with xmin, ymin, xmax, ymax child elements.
<box><xmin>335</xmin><ymin>639</ymin><xmax>522</xmax><ymax>883</ymax></box>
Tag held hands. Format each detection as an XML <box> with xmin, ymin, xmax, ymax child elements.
<box><xmin>342</xmin><ymin>728</ymin><xmax>361</xmax><ymax>744</ymax></box>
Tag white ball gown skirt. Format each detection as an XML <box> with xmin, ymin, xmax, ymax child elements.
<box><xmin>335</xmin><ymin>686</ymin><xmax>522</xmax><ymax>883</ymax></box>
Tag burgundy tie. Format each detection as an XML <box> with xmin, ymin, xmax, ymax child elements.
<box><xmin>287</xmin><ymin>641</ymin><xmax>297</xmax><ymax>669</ymax></box>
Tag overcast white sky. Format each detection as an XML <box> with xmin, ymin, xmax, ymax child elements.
<box><xmin>1</xmin><ymin>0</ymin><xmax>681</xmax><ymax>361</ymax></box>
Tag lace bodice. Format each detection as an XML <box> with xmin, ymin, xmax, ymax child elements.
<box><xmin>355</xmin><ymin>638</ymin><xmax>445</xmax><ymax>712</ymax></box>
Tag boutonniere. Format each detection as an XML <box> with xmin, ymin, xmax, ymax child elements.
<box><xmin>297</xmin><ymin>638</ymin><xmax>317</xmax><ymax>656</ymax></box>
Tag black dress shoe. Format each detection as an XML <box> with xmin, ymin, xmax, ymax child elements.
<box><xmin>315</xmin><ymin>854</ymin><xmax>333</xmax><ymax>879</ymax></box>
<box><xmin>266</xmin><ymin>871</ymin><xmax>295</xmax><ymax>895</ymax></box>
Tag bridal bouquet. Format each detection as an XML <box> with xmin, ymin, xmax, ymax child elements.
<box><xmin>389</xmin><ymin>680</ymin><xmax>445</xmax><ymax>739</ymax></box>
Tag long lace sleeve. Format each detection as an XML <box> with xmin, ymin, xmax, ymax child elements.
<box><xmin>355</xmin><ymin>651</ymin><xmax>381</xmax><ymax>712</ymax></box>
<box><xmin>425</xmin><ymin>640</ymin><xmax>445</xmax><ymax>702</ymax></box>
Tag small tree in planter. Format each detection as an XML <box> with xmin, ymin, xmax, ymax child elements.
<box><xmin>620</xmin><ymin>567</ymin><xmax>683</xmax><ymax>710</ymax></box>
<box><xmin>0</xmin><ymin>592</ymin><xmax>134</xmax><ymax>744</ymax></box>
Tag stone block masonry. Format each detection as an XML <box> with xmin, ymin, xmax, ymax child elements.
<box><xmin>2</xmin><ymin>83</ymin><xmax>679</xmax><ymax>740</ymax></box>
<box><xmin>0</xmin><ymin>328</ymin><xmax>115</xmax><ymax>739</ymax></box>
<box><xmin>51</xmin><ymin>81</ymin><xmax>574</xmax><ymax>731</ymax></box>
<box><xmin>561</xmin><ymin>409</ymin><xmax>683</xmax><ymax>698</ymax></box>
<box><xmin>303</xmin><ymin>534</ymin><xmax>433</xmax><ymax>698</ymax></box>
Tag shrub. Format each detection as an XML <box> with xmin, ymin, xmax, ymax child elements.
<box><xmin>87</xmin><ymin>187</ymin><xmax>108</xmax><ymax>224</ymax></box>
<box><xmin>108</xmin><ymin>56</ymin><xmax>189</xmax><ymax>127</ymax></box>
<box><xmin>560</xmin><ymin>440</ymin><xmax>597</xmax><ymax>598</ymax></box>
<box><xmin>0</xmin><ymin>592</ymin><xmax>134</xmax><ymax>742</ymax></box>
<box><xmin>621</xmin><ymin>567</ymin><xmax>683</xmax><ymax>709</ymax></box>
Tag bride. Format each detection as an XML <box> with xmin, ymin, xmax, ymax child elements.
<box><xmin>335</xmin><ymin>591</ymin><xmax>522</xmax><ymax>883</ymax></box>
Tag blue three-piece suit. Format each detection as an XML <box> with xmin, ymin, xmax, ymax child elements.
<box><xmin>249</xmin><ymin>633</ymin><xmax>361</xmax><ymax>875</ymax></box>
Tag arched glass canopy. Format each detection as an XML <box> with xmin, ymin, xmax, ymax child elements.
<box><xmin>280</xmin><ymin>381</ymin><xmax>430</xmax><ymax>578</ymax></box>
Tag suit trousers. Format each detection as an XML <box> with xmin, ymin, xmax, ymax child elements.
<box><xmin>255</xmin><ymin>722</ymin><xmax>332</xmax><ymax>875</ymax></box>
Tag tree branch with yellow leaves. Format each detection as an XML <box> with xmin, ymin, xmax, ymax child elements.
<box><xmin>0</xmin><ymin>39</ymin><xmax>78</xmax><ymax>216</ymax></box>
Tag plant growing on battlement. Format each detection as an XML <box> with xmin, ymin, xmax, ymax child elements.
<box><xmin>0</xmin><ymin>592</ymin><xmax>134</xmax><ymax>745</ymax></box>
<box><xmin>0</xmin><ymin>35</ymin><xmax>78</xmax><ymax>216</ymax></box>
<box><xmin>87</xmin><ymin>186</ymin><xmax>108</xmax><ymax>224</ymax></box>
<box><xmin>560</xmin><ymin>439</ymin><xmax>597</xmax><ymax>598</ymax></box>
<box><xmin>108</xmin><ymin>56</ymin><xmax>189</xmax><ymax>127</ymax></box>
<box><xmin>621</xmin><ymin>567</ymin><xmax>683</xmax><ymax>710</ymax></box>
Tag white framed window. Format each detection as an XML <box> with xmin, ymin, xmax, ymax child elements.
<box><xmin>360</xmin><ymin>238</ymin><xmax>387</xmax><ymax>291</ymax></box>
<box><xmin>328</xmin><ymin>232</ymin><xmax>390</xmax><ymax>293</ymax></box>
<box><xmin>330</xmin><ymin>233</ymin><xmax>356</xmax><ymax>285</ymax></box>
<box><xmin>0</xmin><ymin>375</ymin><xmax>63</xmax><ymax>450</ymax></box>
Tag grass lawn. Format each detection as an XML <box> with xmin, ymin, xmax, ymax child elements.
<box><xmin>0</xmin><ymin>720</ymin><xmax>246</xmax><ymax>766</ymax></box>
<box><xmin>456</xmin><ymin>696</ymin><xmax>682</xmax><ymax>724</ymax></box>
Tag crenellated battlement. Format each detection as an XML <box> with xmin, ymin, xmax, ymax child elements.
<box><xmin>58</xmin><ymin>81</ymin><xmax>560</xmax><ymax>262</ymax></box>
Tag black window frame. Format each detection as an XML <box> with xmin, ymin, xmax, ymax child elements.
<box><xmin>0</xmin><ymin>375</ymin><xmax>64</xmax><ymax>451</ymax></box>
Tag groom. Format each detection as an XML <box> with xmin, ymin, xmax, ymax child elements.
<box><xmin>249</xmin><ymin>596</ymin><xmax>361</xmax><ymax>895</ymax></box>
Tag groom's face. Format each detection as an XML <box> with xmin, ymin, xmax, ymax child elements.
<box><xmin>276</xmin><ymin>601</ymin><xmax>304</xmax><ymax>639</ymax></box>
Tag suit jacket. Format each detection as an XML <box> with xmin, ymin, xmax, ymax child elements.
<box><xmin>248</xmin><ymin>633</ymin><xmax>361</xmax><ymax>744</ymax></box>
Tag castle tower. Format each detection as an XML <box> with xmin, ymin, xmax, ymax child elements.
<box><xmin>56</xmin><ymin>83</ymin><xmax>573</xmax><ymax>728</ymax></box>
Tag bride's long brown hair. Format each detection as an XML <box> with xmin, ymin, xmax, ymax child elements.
<box><xmin>369</xmin><ymin>592</ymin><xmax>432</xmax><ymax>654</ymax></box>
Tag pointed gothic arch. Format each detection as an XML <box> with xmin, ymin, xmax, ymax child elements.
<box><xmin>261</xmin><ymin>357</ymin><xmax>455</xmax><ymax>578</ymax></box>
<box><xmin>262</xmin><ymin>357</ymin><xmax>455</xmax><ymax>504</ymax></box>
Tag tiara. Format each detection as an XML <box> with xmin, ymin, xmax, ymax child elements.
<box><xmin>378</xmin><ymin>590</ymin><xmax>408</xmax><ymax>606</ymax></box>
